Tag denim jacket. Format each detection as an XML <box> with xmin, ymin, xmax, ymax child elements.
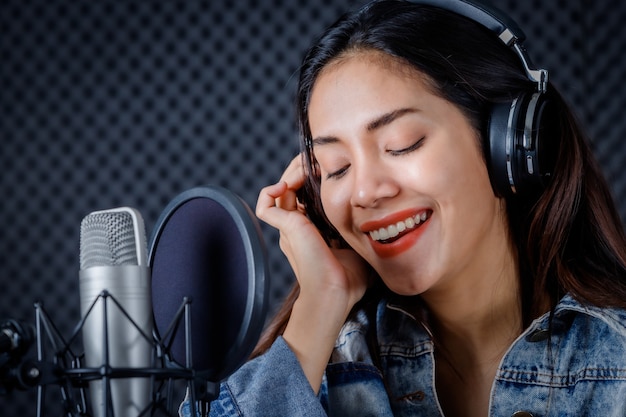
<box><xmin>180</xmin><ymin>294</ymin><xmax>626</xmax><ymax>416</ymax></box>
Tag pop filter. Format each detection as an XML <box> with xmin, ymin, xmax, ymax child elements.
<box><xmin>148</xmin><ymin>186</ymin><xmax>269</xmax><ymax>382</ymax></box>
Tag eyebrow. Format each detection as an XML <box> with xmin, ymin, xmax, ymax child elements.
<box><xmin>311</xmin><ymin>107</ymin><xmax>418</xmax><ymax>147</ymax></box>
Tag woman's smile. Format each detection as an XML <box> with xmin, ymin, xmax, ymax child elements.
<box><xmin>361</xmin><ymin>209</ymin><xmax>433</xmax><ymax>258</ymax></box>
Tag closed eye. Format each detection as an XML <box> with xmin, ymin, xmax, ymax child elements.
<box><xmin>326</xmin><ymin>164</ymin><xmax>350</xmax><ymax>180</ymax></box>
<box><xmin>387</xmin><ymin>137</ymin><xmax>425</xmax><ymax>156</ymax></box>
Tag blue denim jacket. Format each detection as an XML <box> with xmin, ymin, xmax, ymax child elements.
<box><xmin>180</xmin><ymin>294</ymin><xmax>626</xmax><ymax>416</ymax></box>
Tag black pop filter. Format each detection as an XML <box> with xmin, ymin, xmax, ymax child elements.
<box><xmin>148</xmin><ymin>186</ymin><xmax>269</xmax><ymax>382</ymax></box>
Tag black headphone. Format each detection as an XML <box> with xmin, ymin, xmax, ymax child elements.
<box><xmin>409</xmin><ymin>0</ymin><xmax>557</xmax><ymax>197</ymax></box>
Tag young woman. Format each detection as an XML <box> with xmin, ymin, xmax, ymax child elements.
<box><xmin>181</xmin><ymin>1</ymin><xmax>626</xmax><ymax>416</ymax></box>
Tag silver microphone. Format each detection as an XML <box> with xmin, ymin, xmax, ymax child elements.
<box><xmin>79</xmin><ymin>207</ymin><xmax>153</xmax><ymax>417</ymax></box>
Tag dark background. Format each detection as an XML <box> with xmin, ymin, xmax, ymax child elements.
<box><xmin>2</xmin><ymin>0</ymin><xmax>625</xmax><ymax>415</ymax></box>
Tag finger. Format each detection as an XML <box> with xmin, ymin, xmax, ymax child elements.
<box><xmin>256</xmin><ymin>181</ymin><xmax>287</xmax><ymax>222</ymax></box>
<box><xmin>256</xmin><ymin>181</ymin><xmax>309</xmax><ymax>231</ymax></box>
<box><xmin>273</xmin><ymin>155</ymin><xmax>307</xmax><ymax>211</ymax></box>
<box><xmin>279</xmin><ymin>154</ymin><xmax>306</xmax><ymax>191</ymax></box>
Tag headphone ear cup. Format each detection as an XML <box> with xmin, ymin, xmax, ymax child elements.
<box><xmin>487</xmin><ymin>98</ymin><xmax>521</xmax><ymax>197</ymax></box>
<box><xmin>523</xmin><ymin>92</ymin><xmax>558</xmax><ymax>190</ymax></box>
<box><xmin>487</xmin><ymin>92</ymin><xmax>557</xmax><ymax>197</ymax></box>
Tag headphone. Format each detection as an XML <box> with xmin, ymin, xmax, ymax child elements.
<box><xmin>409</xmin><ymin>0</ymin><xmax>558</xmax><ymax>197</ymax></box>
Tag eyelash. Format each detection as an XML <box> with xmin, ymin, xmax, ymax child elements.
<box><xmin>325</xmin><ymin>137</ymin><xmax>425</xmax><ymax>180</ymax></box>
<box><xmin>387</xmin><ymin>136</ymin><xmax>425</xmax><ymax>156</ymax></box>
<box><xmin>326</xmin><ymin>165</ymin><xmax>349</xmax><ymax>180</ymax></box>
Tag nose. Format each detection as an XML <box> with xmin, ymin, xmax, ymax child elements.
<box><xmin>350</xmin><ymin>158</ymin><xmax>400</xmax><ymax>208</ymax></box>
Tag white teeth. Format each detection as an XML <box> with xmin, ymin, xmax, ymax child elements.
<box><xmin>405</xmin><ymin>217</ymin><xmax>415</xmax><ymax>228</ymax></box>
<box><xmin>368</xmin><ymin>212</ymin><xmax>429</xmax><ymax>242</ymax></box>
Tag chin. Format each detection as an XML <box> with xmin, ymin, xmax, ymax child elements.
<box><xmin>376</xmin><ymin>265</ymin><xmax>432</xmax><ymax>297</ymax></box>
<box><xmin>382</xmin><ymin>280</ymin><xmax>428</xmax><ymax>297</ymax></box>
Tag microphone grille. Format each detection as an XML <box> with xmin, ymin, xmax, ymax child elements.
<box><xmin>80</xmin><ymin>209</ymin><xmax>139</xmax><ymax>269</ymax></box>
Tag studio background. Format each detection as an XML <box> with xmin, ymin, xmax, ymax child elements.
<box><xmin>2</xmin><ymin>0</ymin><xmax>625</xmax><ymax>415</ymax></box>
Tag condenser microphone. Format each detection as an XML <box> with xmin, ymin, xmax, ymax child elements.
<box><xmin>79</xmin><ymin>207</ymin><xmax>154</xmax><ymax>417</ymax></box>
<box><xmin>149</xmin><ymin>186</ymin><xmax>269</xmax><ymax>403</ymax></box>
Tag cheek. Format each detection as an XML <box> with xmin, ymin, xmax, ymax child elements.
<box><xmin>435</xmin><ymin>151</ymin><xmax>498</xmax><ymax>231</ymax></box>
<box><xmin>400</xmin><ymin>149</ymin><xmax>453</xmax><ymax>194</ymax></box>
<box><xmin>320</xmin><ymin>181</ymin><xmax>352</xmax><ymax>231</ymax></box>
<box><xmin>428</xmin><ymin>139</ymin><xmax>490</xmax><ymax>196</ymax></box>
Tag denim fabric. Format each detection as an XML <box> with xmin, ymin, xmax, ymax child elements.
<box><xmin>179</xmin><ymin>336</ymin><xmax>327</xmax><ymax>417</ymax></box>
<box><xmin>180</xmin><ymin>294</ymin><xmax>626</xmax><ymax>416</ymax></box>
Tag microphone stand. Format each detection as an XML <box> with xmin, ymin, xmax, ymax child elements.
<box><xmin>156</xmin><ymin>297</ymin><xmax>219</xmax><ymax>417</ymax></box>
<box><xmin>0</xmin><ymin>296</ymin><xmax>219</xmax><ymax>417</ymax></box>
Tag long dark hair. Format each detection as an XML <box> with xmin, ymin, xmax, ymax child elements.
<box><xmin>252</xmin><ymin>0</ymin><xmax>626</xmax><ymax>357</ymax></box>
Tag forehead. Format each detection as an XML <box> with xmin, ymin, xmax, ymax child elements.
<box><xmin>307</xmin><ymin>50</ymin><xmax>441</xmax><ymax>129</ymax></box>
<box><xmin>314</xmin><ymin>49</ymin><xmax>436</xmax><ymax>95</ymax></box>
<box><xmin>306</xmin><ymin>50</ymin><xmax>483</xmax><ymax>154</ymax></box>
<box><xmin>307</xmin><ymin>51</ymin><xmax>438</xmax><ymax>133</ymax></box>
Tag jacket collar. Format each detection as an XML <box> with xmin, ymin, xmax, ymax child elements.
<box><xmin>378</xmin><ymin>293</ymin><xmax>626</xmax><ymax>348</ymax></box>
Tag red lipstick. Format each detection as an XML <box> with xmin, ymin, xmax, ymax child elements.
<box><xmin>361</xmin><ymin>209</ymin><xmax>431</xmax><ymax>258</ymax></box>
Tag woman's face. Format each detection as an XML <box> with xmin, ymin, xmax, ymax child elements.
<box><xmin>308</xmin><ymin>53</ymin><xmax>511</xmax><ymax>296</ymax></box>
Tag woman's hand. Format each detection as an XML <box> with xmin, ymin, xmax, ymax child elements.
<box><xmin>256</xmin><ymin>155</ymin><xmax>369</xmax><ymax>310</ymax></box>
<box><xmin>256</xmin><ymin>155</ymin><xmax>370</xmax><ymax>392</ymax></box>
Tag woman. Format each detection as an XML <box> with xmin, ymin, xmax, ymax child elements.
<box><xmin>182</xmin><ymin>1</ymin><xmax>626</xmax><ymax>416</ymax></box>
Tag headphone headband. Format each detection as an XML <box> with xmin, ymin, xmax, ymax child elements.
<box><xmin>403</xmin><ymin>0</ymin><xmax>557</xmax><ymax>196</ymax></box>
<box><xmin>410</xmin><ymin>0</ymin><xmax>548</xmax><ymax>92</ymax></box>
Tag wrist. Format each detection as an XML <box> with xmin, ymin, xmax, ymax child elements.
<box><xmin>282</xmin><ymin>292</ymin><xmax>350</xmax><ymax>393</ymax></box>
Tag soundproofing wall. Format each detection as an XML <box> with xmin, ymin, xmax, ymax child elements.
<box><xmin>2</xmin><ymin>0</ymin><xmax>625</xmax><ymax>414</ymax></box>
